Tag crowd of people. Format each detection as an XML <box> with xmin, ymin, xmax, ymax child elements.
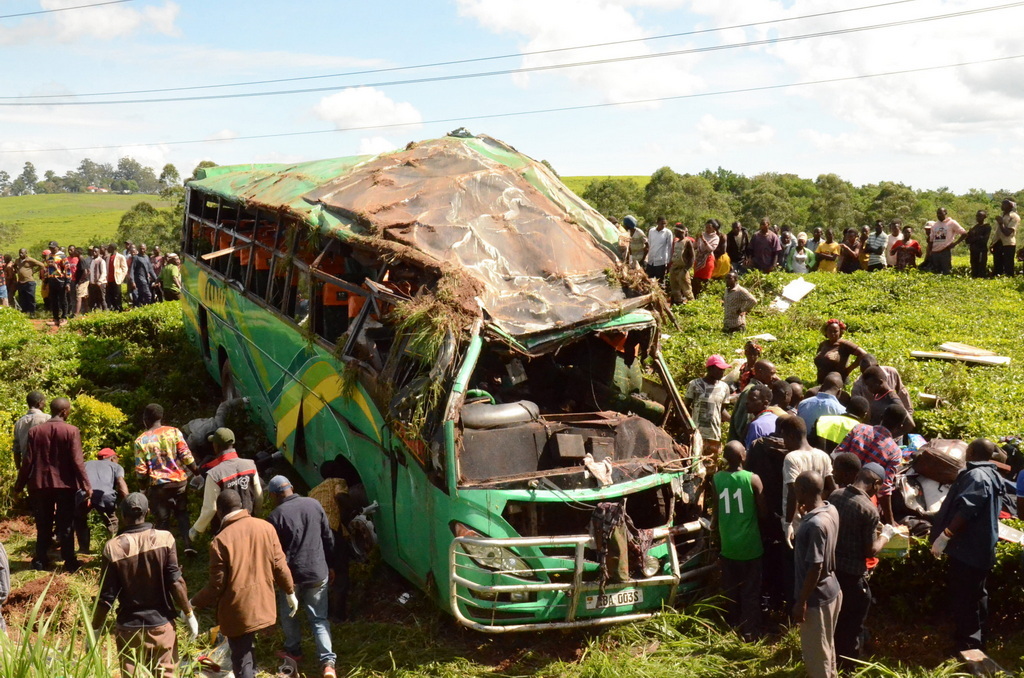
<box><xmin>684</xmin><ymin>321</ymin><xmax>1008</xmax><ymax>677</ymax></box>
<box><xmin>0</xmin><ymin>240</ymin><xmax>183</xmax><ymax>326</ymax></box>
<box><xmin>10</xmin><ymin>392</ymin><xmax>352</xmax><ymax>678</ymax></box>
<box><xmin>618</xmin><ymin>199</ymin><xmax>1023</xmax><ymax>306</ymax></box>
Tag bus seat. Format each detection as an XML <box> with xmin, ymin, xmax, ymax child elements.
<box><xmin>461</xmin><ymin>400</ymin><xmax>540</xmax><ymax>430</ymax></box>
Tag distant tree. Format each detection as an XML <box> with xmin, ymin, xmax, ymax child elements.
<box><xmin>811</xmin><ymin>173</ymin><xmax>857</xmax><ymax>233</ymax></box>
<box><xmin>0</xmin><ymin>170</ymin><xmax>10</xmax><ymax>196</ymax></box>
<box><xmin>16</xmin><ymin>162</ymin><xmax>38</xmax><ymax>195</ymax></box>
<box><xmin>77</xmin><ymin>159</ymin><xmax>107</xmax><ymax>188</ymax></box>
<box><xmin>62</xmin><ymin>170</ymin><xmax>86</xmax><ymax>193</ymax></box>
<box><xmin>111</xmin><ymin>178</ymin><xmax>140</xmax><ymax>193</ymax></box>
<box><xmin>698</xmin><ymin>166</ymin><xmax>750</xmax><ymax>198</ymax></box>
<box><xmin>159</xmin><ymin>163</ymin><xmax>181</xmax><ymax>187</ymax></box>
<box><xmin>642</xmin><ymin>167</ymin><xmax>733</xmax><ymax>228</ymax></box>
<box><xmin>540</xmin><ymin>159</ymin><xmax>559</xmax><ymax>178</ymax></box>
<box><xmin>116</xmin><ymin>201</ymin><xmax>178</xmax><ymax>250</ymax></box>
<box><xmin>642</xmin><ymin>167</ymin><xmax>685</xmax><ymax>225</ymax></box>
<box><xmin>870</xmin><ymin>181</ymin><xmax>919</xmax><ymax>224</ymax></box>
<box><xmin>114</xmin><ymin>157</ymin><xmax>144</xmax><ymax>182</ymax></box>
<box><xmin>188</xmin><ymin>160</ymin><xmax>218</xmax><ymax>182</ymax></box>
<box><xmin>582</xmin><ymin>178</ymin><xmax>643</xmax><ymax>220</ymax></box>
<box><xmin>740</xmin><ymin>174</ymin><xmax>796</xmax><ymax>228</ymax></box>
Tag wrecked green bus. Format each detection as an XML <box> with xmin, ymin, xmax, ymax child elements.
<box><xmin>178</xmin><ymin>131</ymin><xmax>712</xmax><ymax>631</ymax></box>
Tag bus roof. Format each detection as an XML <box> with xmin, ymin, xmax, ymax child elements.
<box><xmin>187</xmin><ymin>131</ymin><xmax>640</xmax><ymax>337</ymax></box>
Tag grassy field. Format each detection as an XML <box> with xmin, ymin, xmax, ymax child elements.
<box><xmin>561</xmin><ymin>175</ymin><xmax>649</xmax><ymax>195</ymax></box>
<box><xmin>0</xmin><ymin>193</ymin><xmax>173</xmax><ymax>255</ymax></box>
<box><xmin>660</xmin><ymin>265</ymin><xmax>1024</xmax><ymax>441</ymax></box>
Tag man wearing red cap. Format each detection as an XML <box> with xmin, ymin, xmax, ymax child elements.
<box><xmin>76</xmin><ymin>447</ymin><xmax>130</xmax><ymax>553</ymax></box>
<box><xmin>685</xmin><ymin>355</ymin><xmax>732</xmax><ymax>507</ymax></box>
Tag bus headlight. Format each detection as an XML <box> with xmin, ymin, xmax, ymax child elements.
<box><xmin>452</xmin><ymin>523</ymin><xmax>531</xmax><ymax>574</ymax></box>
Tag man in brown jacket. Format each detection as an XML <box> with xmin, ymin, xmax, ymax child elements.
<box><xmin>14</xmin><ymin>397</ymin><xmax>91</xmax><ymax>572</ymax></box>
<box><xmin>192</xmin><ymin>489</ymin><xmax>297</xmax><ymax>678</ymax></box>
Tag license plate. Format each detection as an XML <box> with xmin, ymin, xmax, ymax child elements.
<box><xmin>585</xmin><ymin>588</ymin><xmax>643</xmax><ymax>610</ymax></box>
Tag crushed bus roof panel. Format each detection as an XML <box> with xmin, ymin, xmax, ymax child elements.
<box><xmin>188</xmin><ymin>132</ymin><xmax>632</xmax><ymax>337</ymax></box>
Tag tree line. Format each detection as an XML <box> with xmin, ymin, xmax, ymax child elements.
<box><xmin>0</xmin><ymin>157</ymin><xmax>183</xmax><ymax>196</ymax></box>
<box><xmin>582</xmin><ymin>168</ymin><xmax>1024</xmax><ymax>233</ymax></box>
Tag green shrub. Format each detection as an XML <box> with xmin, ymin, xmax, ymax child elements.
<box><xmin>872</xmin><ymin>524</ymin><xmax>1024</xmax><ymax>626</ymax></box>
<box><xmin>67</xmin><ymin>394</ymin><xmax>130</xmax><ymax>457</ymax></box>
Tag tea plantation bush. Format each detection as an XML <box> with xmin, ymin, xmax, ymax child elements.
<box><xmin>0</xmin><ymin>303</ymin><xmax>218</xmax><ymax>514</ymax></box>
<box><xmin>662</xmin><ymin>269</ymin><xmax>1024</xmax><ymax>441</ymax></box>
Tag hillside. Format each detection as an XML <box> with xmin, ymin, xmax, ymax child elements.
<box><xmin>0</xmin><ymin>193</ymin><xmax>173</xmax><ymax>254</ymax></box>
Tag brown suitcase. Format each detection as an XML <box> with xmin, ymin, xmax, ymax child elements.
<box><xmin>912</xmin><ymin>439</ymin><xmax>967</xmax><ymax>484</ymax></box>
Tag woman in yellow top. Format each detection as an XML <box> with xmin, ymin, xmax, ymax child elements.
<box><xmin>815</xmin><ymin>229</ymin><xmax>841</xmax><ymax>272</ymax></box>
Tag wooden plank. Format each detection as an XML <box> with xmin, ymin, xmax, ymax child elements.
<box><xmin>910</xmin><ymin>351</ymin><xmax>1011</xmax><ymax>366</ymax></box>
<box><xmin>939</xmin><ymin>342</ymin><xmax>998</xmax><ymax>357</ymax></box>
<box><xmin>200</xmin><ymin>244</ymin><xmax>247</xmax><ymax>261</ymax></box>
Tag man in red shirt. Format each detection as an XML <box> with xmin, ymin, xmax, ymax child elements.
<box><xmin>15</xmin><ymin>397</ymin><xmax>91</xmax><ymax>572</ymax></box>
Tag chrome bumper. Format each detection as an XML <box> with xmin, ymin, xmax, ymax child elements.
<box><xmin>449</xmin><ymin>520</ymin><xmax>711</xmax><ymax>632</ymax></box>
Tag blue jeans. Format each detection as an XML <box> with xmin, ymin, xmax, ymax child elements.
<box><xmin>278</xmin><ymin>579</ymin><xmax>335</xmax><ymax>667</ymax></box>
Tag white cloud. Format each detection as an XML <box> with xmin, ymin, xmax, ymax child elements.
<box><xmin>137</xmin><ymin>44</ymin><xmax>386</xmax><ymax>75</ymax></box>
<box><xmin>0</xmin><ymin>0</ymin><xmax>180</xmax><ymax>45</ymax></box>
<box><xmin>455</xmin><ymin>0</ymin><xmax>705</xmax><ymax>105</ymax></box>
<box><xmin>313</xmin><ymin>87</ymin><xmax>422</xmax><ymax>130</ymax></box>
<box><xmin>207</xmin><ymin>129</ymin><xmax>238</xmax><ymax>142</ymax></box>
<box><xmin>357</xmin><ymin>136</ymin><xmax>399</xmax><ymax>156</ymax></box>
<box><xmin>696</xmin><ymin>114</ymin><xmax>774</xmax><ymax>152</ymax></box>
<box><xmin>682</xmin><ymin>0</ymin><xmax>1024</xmax><ymax>159</ymax></box>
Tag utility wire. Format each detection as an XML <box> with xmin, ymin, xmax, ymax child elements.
<box><xmin>6</xmin><ymin>52</ymin><xmax>1022</xmax><ymax>155</ymax></box>
<box><xmin>0</xmin><ymin>0</ymin><xmax>133</xmax><ymax>20</ymax></box>
<box><xmin>1</xmin><ymin>0</ymin><xmax>1019</xmax><ymax>107</ymax></box>
<box><xmin>0</xmin><ymin>0</ymin><xmax>923</xmax><ymax>99</ymax></box>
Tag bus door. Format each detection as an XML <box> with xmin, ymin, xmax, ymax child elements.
<box><xmin>379</xmin><ymin>332</ymin><xmax>455</xmax><ymax>583</ymax></box>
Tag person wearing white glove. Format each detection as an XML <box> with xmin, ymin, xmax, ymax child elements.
<box><xmin>266</xmin><ymin>474</ymin><xmax>338</xmax><ymax>676</ymax></box>
<box><xmin>928</xmin><ymin>438</ymin><xmax>1004</xmax><ymax>654</ymax></box>
<box><xmin>91</xmin><ymin>492</ymin><xmax>198</xmax><ymax>678</ymax></box>
<box><xmin>190</xmin><ymin>489</ymin><xmax>295</xmax><ymax>678</ymax></box>
<box><xmin>930</xmin><ymin>530</ymin><xmax>951</xmax><ymax>557</ymax></box>
<box><xmin>183</xmin><ymin>609</ymin><xmax>200</xmax><ymax>638</ymax></box>
<box><xmin>285</xmin><ymin>592</ymin><xmax>299</xmax><ymax>617</ymax></box>
<box><xmin>828</xmin><ymin>462</ymin><xmax>893</xmax><ymax>670</ymax></box>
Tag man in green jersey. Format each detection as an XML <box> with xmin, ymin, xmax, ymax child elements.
<box><xmin>713</xmin><ymin>441</ymin><xmax>768</xmax><ymax>640</ymax></box>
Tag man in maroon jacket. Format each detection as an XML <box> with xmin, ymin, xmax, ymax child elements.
<box><xmin>15</xmin><ymin>397</ymin><xmax>91</xmax><ymax>572</ymax></box>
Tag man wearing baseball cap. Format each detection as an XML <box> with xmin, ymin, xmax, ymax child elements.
<box><xmin>685</xmin><ymin>354</ymin><xmax>732</xmax><ymax>509</ymax></box>
<box><xmin>267</xmin><ymin>474</ymin><xmax>337</xmax><ymax>678</ymax></box>
<box><xmin>75</xmin><ymin>447</ymin><xmax>129</xmax><ymax>553</ymax></box>
<box><xmin>94</xmin><ymin>492</ymin><xmax>199</xmax><ymax>678</ymax></box>
<box><xmin>828</xmin><ymin>462</ymin><xmax>896</xmax><ymax>670</ymax></box>
<box><xmin>189</xmin><ymin>427</ymin><xmax>262</xmax><ymax>543</ymax></box>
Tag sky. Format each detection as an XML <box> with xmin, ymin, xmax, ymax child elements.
<box><xmin>2</xmin><ymin>0</ymin><xmax>1024</xmax><ymax>193</ymax></box>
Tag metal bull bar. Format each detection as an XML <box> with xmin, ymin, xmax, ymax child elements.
<box><xmin>449</xmin><ymin>519</ymin><xmax>712</xmax><ymax>632</ymax></box>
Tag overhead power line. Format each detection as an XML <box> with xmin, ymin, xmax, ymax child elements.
<box><xmin>6</xmin><ymin>52</ymin><xmax>1023</xmax><ymax>155</ymax></box>
<box><xmin>2</xmin><ymin>0</ymin><xmax>1020</xmax><ymax>107</ymax></box>
<box><xmin>1</xmin><ymin>0</ymin><xmax>923</xmax><ymax>100</ymax></box>
<box><xmin>0</xmin><ymin>0</ymin><xmax>133</xmax><ymax>20</ymax></box>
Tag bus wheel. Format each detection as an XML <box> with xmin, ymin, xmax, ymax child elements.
<box><xmin>220</xmin><ymin>358</ymin><xmax>238</xmax><ymax>401</ymax></box>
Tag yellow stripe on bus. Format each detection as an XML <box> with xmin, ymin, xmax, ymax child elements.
<box><xmin>273</xmin><ymin>370</ymin><xmax>382</xmax><ymax>450</ymax></box>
